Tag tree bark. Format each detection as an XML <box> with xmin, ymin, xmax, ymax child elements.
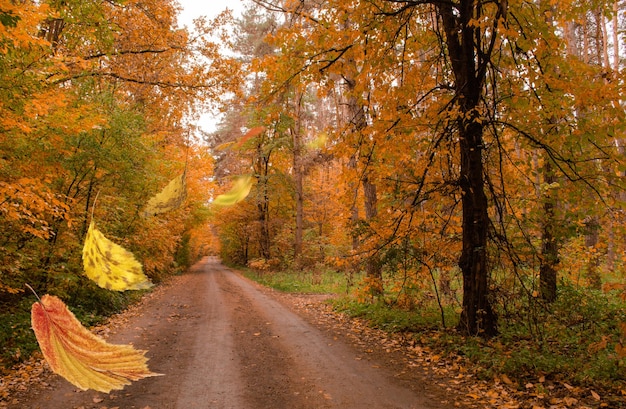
<box><xmin>346</xmin><ymin>77</ymin><xmax>383</xmax><ymax>295</ymax></box>
<box><xmin>584</xmin><ymin>216</ymin><xmax>602</xmax><ymax>290</ymax></box>
<box><xmin>457</xmin><ymin>119</ymin><xmax>497</xmax><ymax>336</ymax></box>
<box><xmin>540</xmin><ymin>161</ymin><xmax>558</xmax><ymax>302</ymax></box>
<box><xmin>292</xmin><ymin>92</ymin><xmax>305</xmax><ymax>266</ymax></box>
<box><xmin>256</xmin><ymin>144</ymin><xmax>272</xmax><ymax>260</ymax></box>
<box><xmin>438</xmin><ymin>0</ymin><xmax>500</xmax><ymax>336</ymax></box>
<box><xmin>613</xmin><ymin>0</ymin><xmax>619</xmax><ymax>71</ymax></box>
<box><xmin>363</xmin><ymin>173</ymin><xmax>382</xmax><ymax>293</ymax></box>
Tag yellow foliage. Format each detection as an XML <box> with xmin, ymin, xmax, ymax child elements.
<box><xmin>82</xmin><ymin>221</ymin><xmax>153</xmax><ymax>291</ymax></box>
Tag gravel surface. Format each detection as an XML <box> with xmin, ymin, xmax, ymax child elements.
<box><xmin>5</xmin><ymin>257</ymin><xmax>455</xmax><ymax>409</ymax></box>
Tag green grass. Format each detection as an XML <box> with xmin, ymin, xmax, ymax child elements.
<box><xmin>245</xmin><ymin>268</ymin><xmax>626</xmax><ymax>398</ymax></box>
<box><xmin>242</xmin><ymin>268</ymin><xmax>349</xmax><ymax>294</ymax></box>
<box><xmin>0</xmin><ymin>296</ymin><xmax>40</xmax><ymax>370</ymax></box>
<box><xmin>331</xmin><ymin>297</ymin><xmax>459</xmax><ymax>332</ymax></box>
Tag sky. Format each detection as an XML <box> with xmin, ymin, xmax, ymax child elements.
<box><xmin>176</xmin><ymin>0</ymin><xmax>246</xmax><ymax>29</ymax></box>
<box><xmin>176</xmin><ymin>1</ymin><xmax>247</xmax><ymax>134</ymax></box>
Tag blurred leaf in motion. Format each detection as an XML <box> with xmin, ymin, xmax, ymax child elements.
<box><xmin>31</xmin><ymin>295</ymin><xmax>161</xmax><ymax>393</ymax></box>
<box><xmin>213</xmin><ymin>174</ymin><xmax>254</xmax><ymax>207</ymax></box>
<box><xmin>144</xmin><ymin>173</ymin><xmax>186</xmax><ymax>217</ymax></box>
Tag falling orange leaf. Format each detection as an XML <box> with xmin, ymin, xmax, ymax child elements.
<box><xmin>31</xmin><ymin>295</ymin><xmax>161</xmax><ymax>393</ymax></box>
<box><xmin>237</xmin><ymin>126</ymin><xmax>265</xmax><ymax>147</ymax></box>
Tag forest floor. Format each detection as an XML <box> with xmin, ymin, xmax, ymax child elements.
<box><xmin>0</xmin><ymin>257</ymin><xmax>620</xmax><ymax>409</ymax></box>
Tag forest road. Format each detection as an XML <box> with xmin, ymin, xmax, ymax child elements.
<box><xmin>11</xmin><ymin>257</ymin><xmax>453</xmax><ymax>409</ymax></box>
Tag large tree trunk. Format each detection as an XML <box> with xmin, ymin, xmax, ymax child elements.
<box><xmin>438</xmin><ymin>0</ymin><xmax>500</xmax><ymax>336</ymax></box>
<box><xmin>457</xmin><ymin>119</ymin><xmax>497</xmax><ymax>336</ymax></box>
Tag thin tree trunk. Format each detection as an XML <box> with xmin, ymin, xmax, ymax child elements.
<box><xmin>540</xmin><ymin>161</ymin><xmax>558</xmax><ymax>302</ymax></box>
<box><xmin>363</xmin><ymin>173</ymin><xmax>382</xmax><ymax>294</ymax></box>
<box><xmin>293</xmin><ymin>92</ymin><xmax>304</xmax><ymax>266</ymax></box>
<box><xmin>584</xmin><ymin>216</ymin><xmax>602</xmax><ymax>290</ymax></box>
<box><xmin>256</xmin><ymin>144</ymin><xmax>271</xmax><ymax>260</ymax></box>
<box><xmin>613</xmin><ymin>0</ymin><xmax>619</xmax><ymax>70</ymax></box>
<box><xmin>346</xmin><ymin>77</ymin><xmax>383</xmax><ymax>296</ymax></box>
<box><xmin>565</xmin><ymin>21</ymin><xmax>580</xmax><ymax>58</ymax></box>
<box><xmin>595</xmin><ymin>9</ymin><xmax>605</xmax><ymax>65</ymax></box>
<box><xmin>537</xmin><ymin>0</ymin><xmax>559</xmax><ymax>299</ymax></box>
<box><xmin>601</xmin><ymin>9</ymin><xmax>610</xmax><ymax>68</ymax></box>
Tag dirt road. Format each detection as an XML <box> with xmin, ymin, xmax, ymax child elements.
<box><xmin>9</xmin><ymin>257</ymin><xmax>454</xmax><ymax>409</ymax></box>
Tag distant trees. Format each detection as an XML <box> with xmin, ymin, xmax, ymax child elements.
<box><xmin>0</xmin><ymin>0</ymin><xmax>237</xmax><ymax>319</ymax></box>
<box><xmin>210</xmin><ymin>0</ymin><xmax>626</xmax><ymax>337</ymax></box>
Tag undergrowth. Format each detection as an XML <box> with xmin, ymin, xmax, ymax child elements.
<box><xmin>245</xmin><ymin>267</ymin><xmax>626</xmax><ymax>396</ymax></box>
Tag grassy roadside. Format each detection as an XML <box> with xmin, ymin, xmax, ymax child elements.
<box><xmin>241</xmin><ymin>268</ymin><xmax>349</xmax><ymax>294</ymax></box>
<box><xmin>243</xmin><ymin>267</ymin><xmax>626</xmax><ymax>407</ymax></box>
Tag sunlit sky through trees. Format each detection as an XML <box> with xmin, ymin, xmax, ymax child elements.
<box><xmin>177</xmin><ymin>0</ymin><xmax>245</xmax><ymax>134</ymax></box>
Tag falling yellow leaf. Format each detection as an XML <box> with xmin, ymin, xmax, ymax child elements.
<box><xmin>31</xmin><ymin>295</ymin><xmax>161</xmax><ymax>393</ymax></box>
<box><xmin>306</xmin><ymin>132</ymin><xmax>328</xmax><ymax>149</ymax></box>
<box><xmin>82</xmin><ymin>222</ymin><xmax>152</xmax><ymax>291</ymax></box>
<box><xmin>212</xmin><ymin>174</ymin><xmax>254</xmax><ymax>207</ymax></box>
<box><xmin>144</xmin><ymin>174</ymin><xmax>186</xmax><ymax>217</ymax></box>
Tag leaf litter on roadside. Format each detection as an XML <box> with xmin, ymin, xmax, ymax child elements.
<box><xmin>281</xmin><ymin>292</ymin><xmax>623</xmax><ymax>409</ymax></box>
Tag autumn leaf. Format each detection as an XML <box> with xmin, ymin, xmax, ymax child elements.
<box><xmin>31</xmin><ymin>295</ymin><xmax>161</xmax><ymax>393</ymax></box>
<box><xmin>83</xmin><ymin>221</ymin><xmax>153</xmax><ymax>291</ymax></box>
<box><xmin>306</xmin><ymin>132</ymin><xmax>328</xmax><ymax>149</ymax></box>
<box><xmin>214</xmin><ymin>141</ymin><xmax>235</xmax><ymax>151</ymax></box>
<box><xmin>143</xmin><ymin>173</ymin><xmax>187</xmax><ymax>217</ymax></box>
<box><xmin>236</xmin><ymin>126</ymin><xmax>265</xmax><ymax>148</ymax></box>
<box><xmin>212</xmin><ymin>174</ymin><xmax>254</xmax><ymax>206</ymax></box>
